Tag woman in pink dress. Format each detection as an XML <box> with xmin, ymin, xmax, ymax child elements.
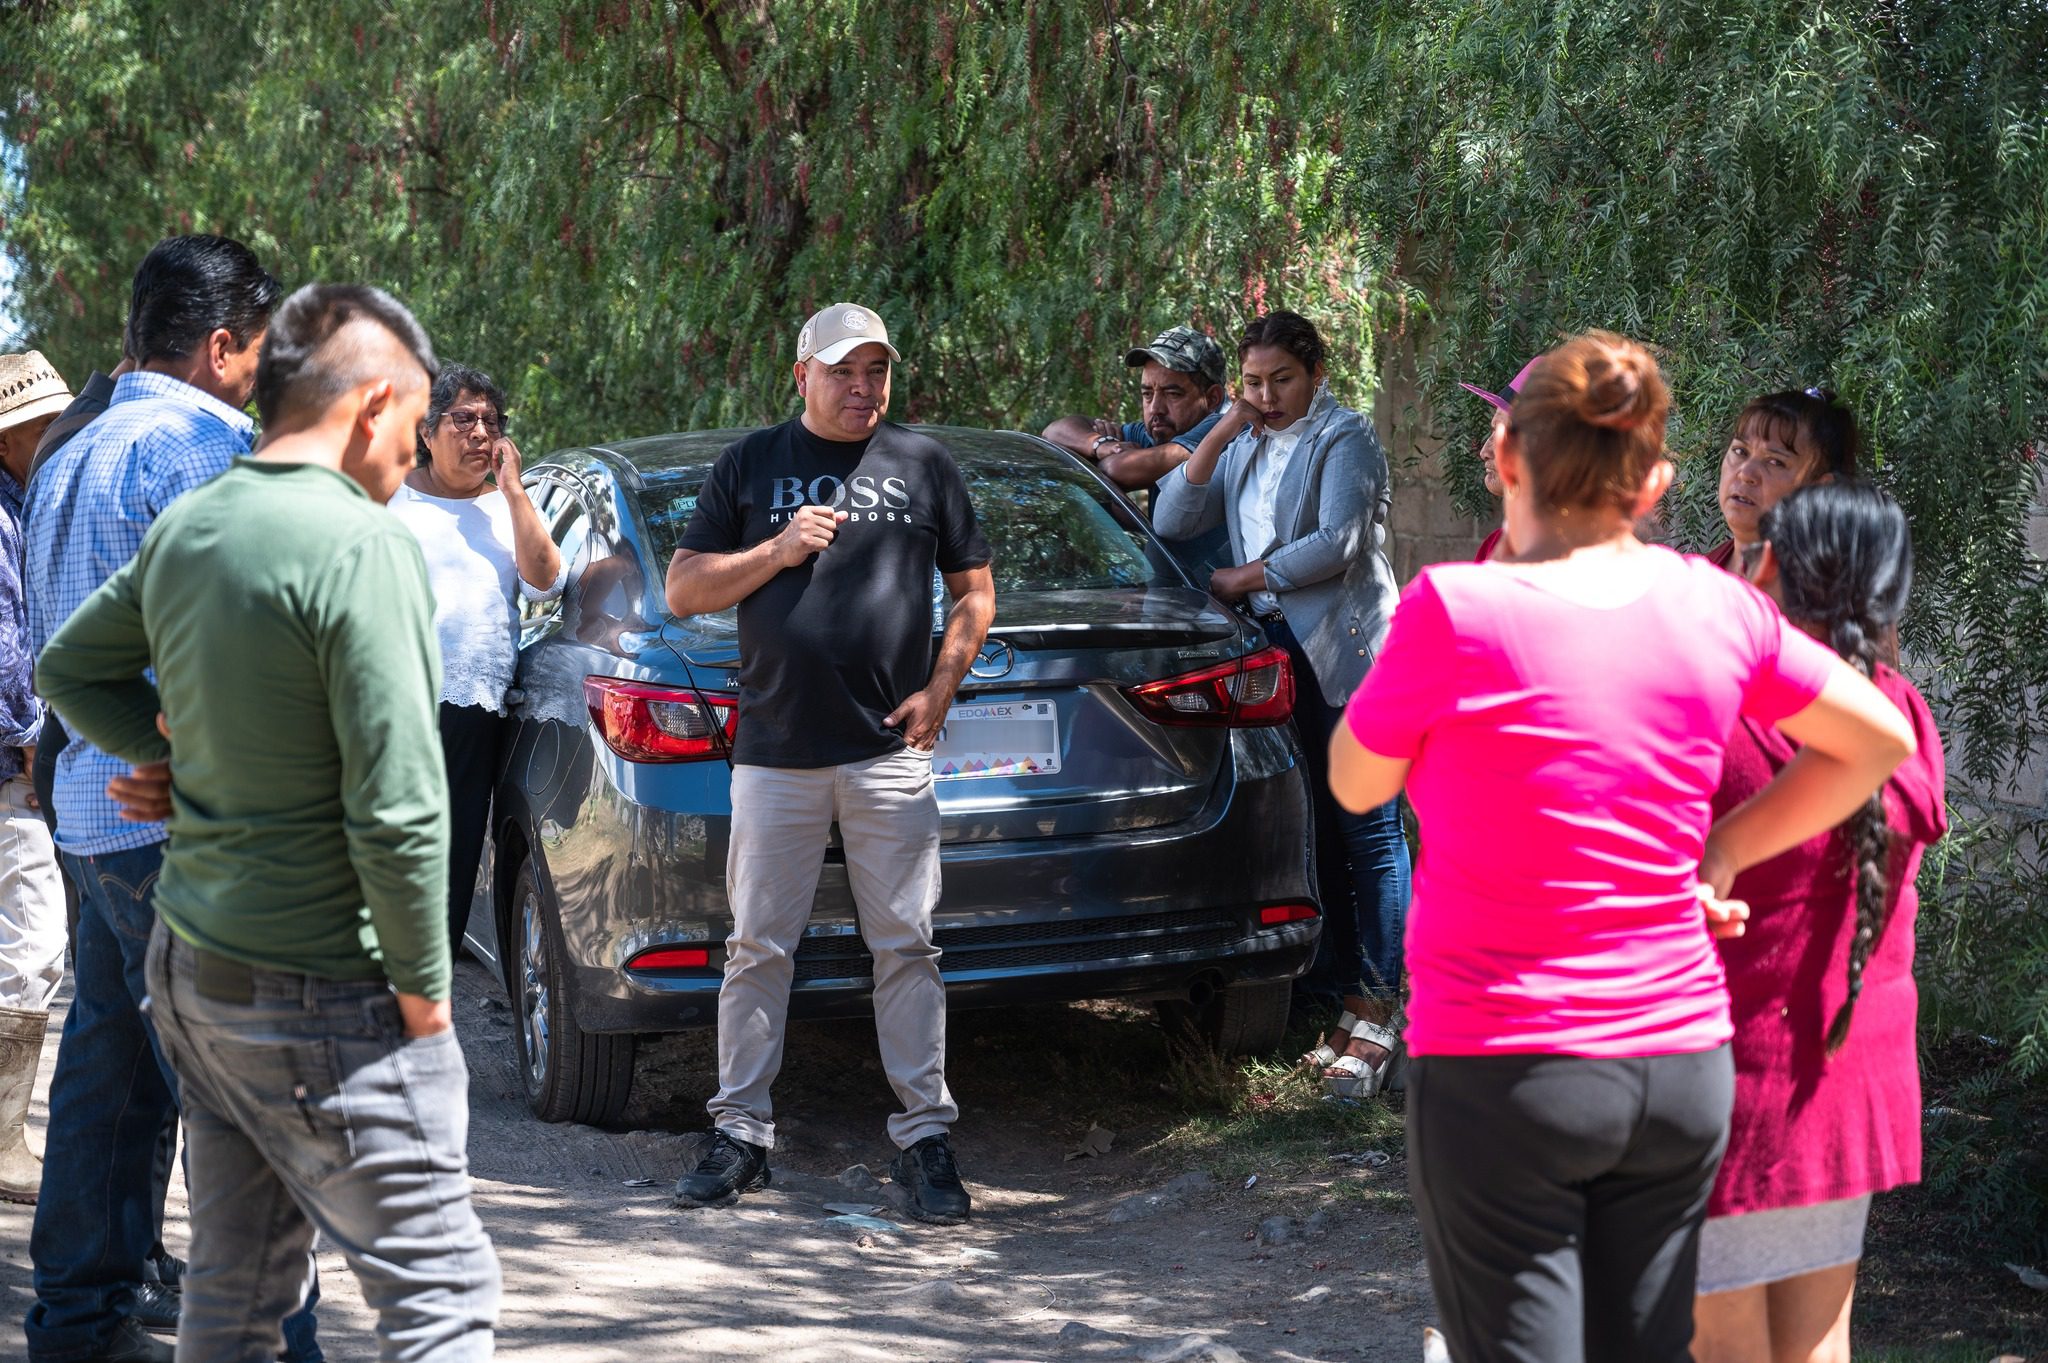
<box><xmin>1326</xmin><ymin>332</ymin><xmax>1918</xmax><ymax>1363</ymax></box>
<box><xmin>1693</xmin><ymin>482</ymin><xmax>1946</xmax><ymax>1363</ymax></box>
<box><xmin>1706</xmin><ymin>387</ymin><xmax>1859</xmax><ymax>570</ymax></box>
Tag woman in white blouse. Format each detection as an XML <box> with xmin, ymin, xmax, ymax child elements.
<box><xmin>389</xmin><ymin>364</ymin><xmax>565</xmax><ymax>949</ymax></box>
<box><xmin>1153</xmin><ymin>311</ymin><xmax>1410</xmax><ymax>1097</ymax></box>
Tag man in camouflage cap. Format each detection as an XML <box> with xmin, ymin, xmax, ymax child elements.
<box><xmin>1042</xmin><ymin>324</ymin><xmax>1228</xmax><ymax>497</ymax></box>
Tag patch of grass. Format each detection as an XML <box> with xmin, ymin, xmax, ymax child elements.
<box><xmin>1858</xmin><ymin>1186</ymin><xmax>2048</xmax><ymax>1358</ymax></box>
<box><xmin>1325</xmin><ymin>1178</ymin><xmax>1412</xmax><ymax>1213</ymax></box>
<box><xmin>1147</xmin><ymin>1004</ymin><xmax>1406</xmax><ymax>1180</ymax></box>
<box><xmin>954</xmin><ymin>997</ymin><xmax>1408</xmax><ymax>1200</ymax></box>
<box><xmin>1151</xmin><ymin>1090</ymin><xmax>1404</xmax><ymax>1180</ymax></box>
<box><xmin>1915</xmin><ymin>813</ymin><xmax>2048</xmax><ymax>1262</ymax></box>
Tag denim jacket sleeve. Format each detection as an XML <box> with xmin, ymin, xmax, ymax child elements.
<box><xmin>0</xmin><ymin>499</ymin><xmax>44</xmax><ymax>754</ymax></box>
<box><xmin>1262</xmin><ymin>413</ymin><xmax>1386</xmax><ymax>594</ymax></box>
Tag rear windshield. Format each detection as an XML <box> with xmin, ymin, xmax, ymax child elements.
<box><xmin>643</xmin><ymin>453</ymin><xmax>1182</xmax><ymax>595</ymax></box>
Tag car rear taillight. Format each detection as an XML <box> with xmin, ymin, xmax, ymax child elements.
<box><xmin>1123</xmin><ymin>645</ymin><xmax>1295</xmax><ymax>727</ymax></box>
<box><xmin>1259</xmin><ymin>903</ymin><xmax>1319</xmax><ymax>926</ymax></box>
<box><xmin>625</xmin><ymin>946</ymin><xmax>712</xmax><ymax>970</ymax></box>
<box><xmin>584</xmin><ymin>677</ymin><xmax>737</xmax><ymax>762</ymax></box>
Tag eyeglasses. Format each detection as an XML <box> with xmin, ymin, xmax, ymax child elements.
<box><xmin>443</xmin><ymin>410</ymin><xmax>505</xmax><ymax>436</ymax></box>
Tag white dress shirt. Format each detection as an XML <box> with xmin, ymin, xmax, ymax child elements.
<box><xmin>1235</xmin><ymin>423</ymin><xmax>1305</xmax><ymax>615</ymax></box>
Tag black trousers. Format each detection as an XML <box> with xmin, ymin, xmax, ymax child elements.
<box><xmin>31</xmin><ymin>712</ymin><xmax>79</xmax><ymax>944</ymax></box>
<box><xmin>1407</xmin><ymin>1046</ymin><xmax>1734</xmax><ymax>1363</ymax></box>
<box><xmin>438</xmin><ymin>702</ymin><xmax>504</xmax><ymax>952</ymax></box>
<box><xmin>31</xmin><ymin>711</ymin><xmax>64</xmax><ymax>836</ymax></box>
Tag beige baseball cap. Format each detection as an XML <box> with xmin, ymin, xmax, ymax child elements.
<box><xmin>0</xmin><ymin>350</ymin><xmax>73</xmax><ymax>435</ymax></box>
<box><xmin>796</xmin><ymin>303</ymin><xmax>903</xmax><ymax>366</ymax></box>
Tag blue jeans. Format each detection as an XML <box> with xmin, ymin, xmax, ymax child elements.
<box><xmin>144</xmin><ymin>923</ymin><xmax>499</xmax><ymax>1362</ymax></box>
<box><xmin>25</xmin><ymin>843</ymin><xmax>322</xmax><ymax>1362</ymax></box>
<box><xmin>1267</xmin><ymin>618</ymin><xmax>1413</xmax><ymax>1001</ymax></box>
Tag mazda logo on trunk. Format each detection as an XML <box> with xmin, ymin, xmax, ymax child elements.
<box><xmin>970</xmin><ymin>639</ymin><xmax>1015</xmax><ymax>678</ymax></box>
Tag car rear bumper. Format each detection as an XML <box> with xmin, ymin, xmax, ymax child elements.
<box><xmin>551</xmin><ymin>754</ymin><xmax>1319</xmax><ymax>1035</ymax></box>
<box><xmin>569</xmin><ymin>907</ymin><xmax>1319</xmax><ymax>1031</ymax></box>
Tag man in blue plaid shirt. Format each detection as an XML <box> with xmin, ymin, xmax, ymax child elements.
<box><xmin>19</xmin><ymin>236</ymin><xmax>309</xmax><ymax>1363</ymax></box>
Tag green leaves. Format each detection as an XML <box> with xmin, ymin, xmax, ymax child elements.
<box><xmin>1332</xmin><ymin>0</ymin><xmax>2047</xmax><ymax>1258</ymax></box>
<box><xmin>1336</xmin><ymin>0</ymin><xmax>2048</xmax><ymax>761</ymax></box>
<box><xmin>3</xmin><ymin>1</ymin><xmax>1381</xmax><ymax>439</ymax></box>
<box><xmin>5</xmin><ymin>3</ymin><xmax>2039</xmax><ymax>766</ymax></box>
<box><xmin>0</xmin><ymin>32</ymin><xmax>2038</xmax><ymax>704</ymax></box>
<box><xmin>2</xmin><ymin>0</ymin><xmax>2042</xmax><ymax>1261</ymax></box>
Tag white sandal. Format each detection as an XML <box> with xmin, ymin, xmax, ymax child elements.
<box><xmin>1303</xmin><ymin>1009</ymin><xmax>1364</xmax><ymax>1069</ymax></box>
<box><xmin>1322</xmin><ymin>1017</ymin><xmax>1403</xmax><ymax>1098</ymax></box>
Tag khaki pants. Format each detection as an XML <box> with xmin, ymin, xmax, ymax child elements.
<box><xmin>0</xmin><ymin>773</ymin><xmax>66</xmax><ymax>1011</ymax></box>
<box><xmin>708</xmin><ymin>747</ymin><xmax>957</xmax><ymax>1151</ymax></box>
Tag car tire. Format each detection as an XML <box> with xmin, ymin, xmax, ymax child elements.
<box><xmin>1157</xmin><ymin>978</ymin><xmax>1292</xmax><ymax>1057</ymax></box>
<box><xmin>506</xmin><ymin>853</ymin><xmax>636</xmax><ymax>1126</ymax></box>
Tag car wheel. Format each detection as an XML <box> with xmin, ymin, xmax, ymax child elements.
<box><xmin>1157</xmin><ymin>978</ymin><xmax>1292</xmax><ymax>1057</ymax></box>
<box><xmin>507</xmin><ymin>853</ymin><xmax>636</xmax><ymax>1125</ymax></box>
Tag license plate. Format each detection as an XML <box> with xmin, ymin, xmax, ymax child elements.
<box><xmin>930</xmin><ymin>699</ymin><xmax>1060</xmax><ymax>779</ymax></box>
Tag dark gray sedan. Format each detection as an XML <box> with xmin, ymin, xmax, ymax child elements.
<box><xmin>463</xmin><ymin>428</ymin><xmax>1320</xmax><ymax>1124</ymax></box>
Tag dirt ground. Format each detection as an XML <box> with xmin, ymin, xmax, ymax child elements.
<box><xmin>5</xmin><ymin>961</ymin><xmax>2043</xmax><ymax>1361</ymax></box>
<box><xmin>0</xmin><ymin>963</ymin><xmax>1439</xmax><ymax>1363</ymax></box>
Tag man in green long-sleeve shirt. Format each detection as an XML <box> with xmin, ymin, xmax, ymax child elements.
<box><xmin>39</xmin><ymin>423</ymin><xmax>452</xmax><ymax>1002</ymax></box>
<box><xmin>36</xmin><ymin>283</ymin><xmax>500</xmax><ymax>1361</ymax></box>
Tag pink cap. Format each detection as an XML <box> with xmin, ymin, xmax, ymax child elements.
<box><xmin>1457</xmin><ymin>356</ymin><xmax>1543</xmax><ymax>414</ymax></box>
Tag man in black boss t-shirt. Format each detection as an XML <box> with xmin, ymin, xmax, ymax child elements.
<box><xmin>665</xmin><ymin>303</ymin><xmax>995</xmax><ymax>1222</ymax></box>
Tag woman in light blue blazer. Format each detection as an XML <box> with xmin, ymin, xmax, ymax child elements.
<box><xmin>1154</xmin><ymin>310</ymin><xmax>1410</xmax><ymax>1096</ymax></box>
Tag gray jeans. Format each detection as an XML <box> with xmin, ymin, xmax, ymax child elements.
<box><xmin>143</xmin><ymin>922</ymin><xmax>500</xmax><ymax>1362</ymax></box>
<box><xmin>708</xmin><ymin>746</ymin><xmax>958</xmax><ymax>1150</ymax></box>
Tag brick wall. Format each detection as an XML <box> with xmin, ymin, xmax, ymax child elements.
<box><xmin>1373</xmin><ymin>343</ymin><xmax>1496</xmax><ymax>582</ymax></box>
<box><xmin>1387</xmin><ymin>456</ymin><xmax>1494</xmax><ymax>582</ymax></box>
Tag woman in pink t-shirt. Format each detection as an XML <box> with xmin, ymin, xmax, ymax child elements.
<box><xmin>1693</xmin><ymin>482</ymin><xmax>1946</xmax><ymax>1363</ymax></box>
<box><xmin>1328</xmin><ymin>333</ymin><xmax>1918</xmax><ymax>1363</ymax></box>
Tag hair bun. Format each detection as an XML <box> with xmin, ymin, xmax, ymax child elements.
<box><xmin>1577</xmin><ymin>345</ymin><xmax>1656</xmax><ymax>431</ymax></box>
<box><xmin>1506</xmin><ymin>331</ymin><xmax>1669</xmax><ymax>513</ymax></box>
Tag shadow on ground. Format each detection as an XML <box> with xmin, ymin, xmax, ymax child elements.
<box><xmin>443</xmin><ymin>961</ymin><xmax>1432</xmax><ymax>1361</ymax></box>
<box><xmin>1</xmin><ymin>964</ymin><xmax>1432</xmax><ymax>1363</ymax></box>
<box><xmin>9</xmin><ymin>960</ymin><xmax>2035</xmax><ymax>1360</ymax></box>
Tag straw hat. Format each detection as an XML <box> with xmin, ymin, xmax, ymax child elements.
<box><xmin>0</xmin><ymin>351</ymin><xmax>73</xmax><ymax>435</ymax></box>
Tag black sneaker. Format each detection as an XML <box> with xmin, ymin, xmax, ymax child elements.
<box><xmin>143</xmin><ymin>1248</ymin><xmax>185</xmax><ymax>1288</ymax></box>
<box><xmin>674</xmin><ymin>1130</ymin><xmax>771</xmax><ymax>1207</ymax></box>
<box><xmin>129</xmin><ymin>1280</ymin><xmax>180</xmax><ymax>1334</ymax></box>
<box><xmin>891</xmin><ymin>1133</ymin><xmax>972</xmax><ymax>1224</ymax></box>
<box><xmin>57</xmin><ymin>1316</ymin><xmax>175</xmax><ymax>1363</ymax></box>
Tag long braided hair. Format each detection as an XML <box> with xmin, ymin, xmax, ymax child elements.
<box><xmin>1756</xmin><ymin>481</ymin><xmax>1915</xmax><ymax>1054</ymax></box>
